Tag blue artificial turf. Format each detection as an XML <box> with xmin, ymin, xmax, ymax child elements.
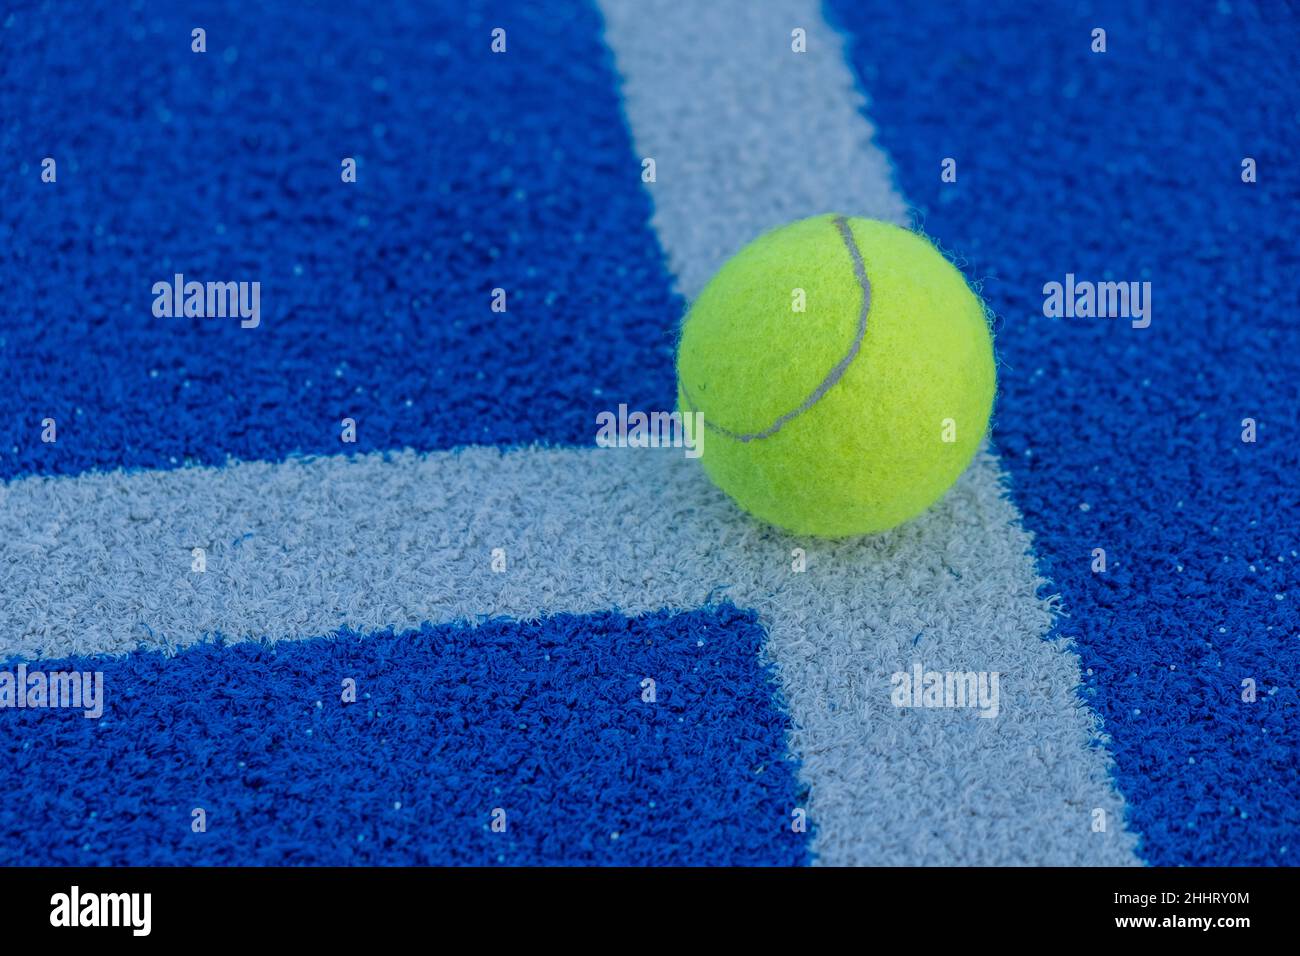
<box><xmin>829</xmin><ymin>0</ymin><xmax>1299</xmax><ymax>864</ymax></box>
<box><xmin>0</xmin><ymin>0</ymin><xmax>680</xmax><ymax>480</ymax></box>
<box><xmin>0</xmin><ymin>604</ymin><xmax>809</xmax><ymax>865</ymax></box>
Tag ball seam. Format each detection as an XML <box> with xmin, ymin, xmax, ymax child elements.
<box><xmin>680</xmin><ymin>214</ymin><xmax>871</xmax><ymax>442</ymax></box>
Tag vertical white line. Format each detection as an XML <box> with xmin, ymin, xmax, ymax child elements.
<box><xmin>599</xmin><ymin>0</ymin><xmax>1141</xmax><ymax>864</ymax></box>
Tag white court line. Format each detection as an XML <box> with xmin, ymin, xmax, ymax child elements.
<box><xmin>2</xmin><ymin>443</ymin><xmax>1136</xmax><ymax>863</ymax></box>
<box><xmin>0</xmin><ymin>0</ymin><xmax>1141</xmax><ymax>864</ymax></box>
<box><xmin>597</xmin><ymin>0</ymin><xmax>1140</xmax><ymax>864</ymax></box>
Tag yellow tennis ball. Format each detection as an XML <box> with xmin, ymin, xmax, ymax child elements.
<box><xmin>676</xmin><ymin>214</ymin><xmax>995</xmax><ymax>537</ymax></box>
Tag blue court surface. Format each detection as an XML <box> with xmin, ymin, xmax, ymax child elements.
<box><xmin>0</xmin><ymin>0</ymin><xmax>1295</xmax><ymax>865</ymax></box>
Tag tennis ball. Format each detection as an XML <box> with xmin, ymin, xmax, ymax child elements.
<box><xmin>676</xmin><ymin>214</ymin><xmax>995</xmax><ymax>538</ymax></box>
